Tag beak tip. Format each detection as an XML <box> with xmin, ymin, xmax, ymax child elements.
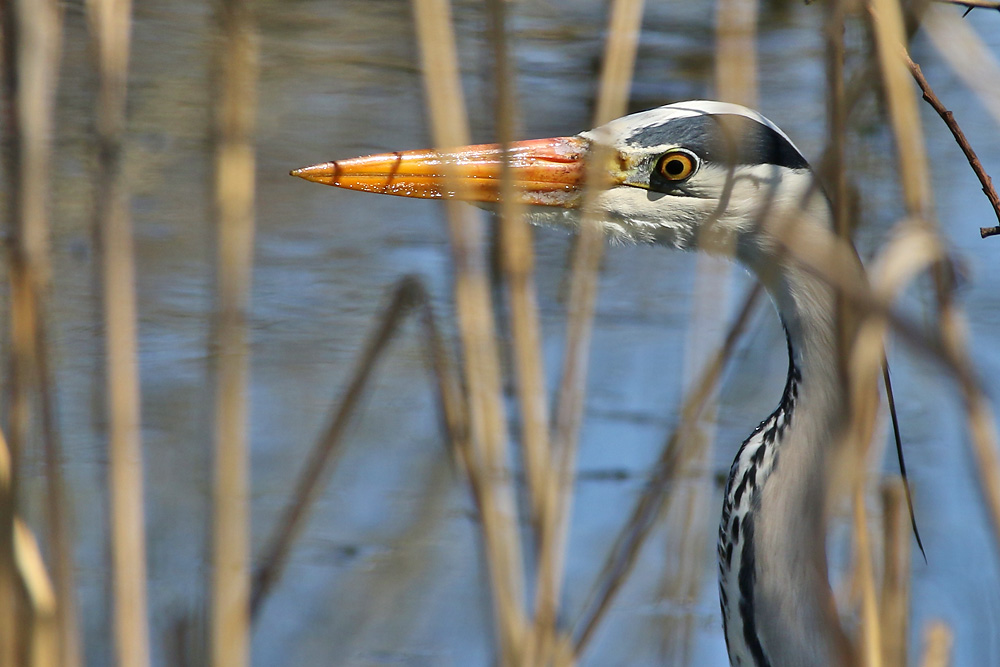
<box><xmin>291</xmin><ymin>162</ymin><xmax>336</xmax><ymax>185</ymax></box>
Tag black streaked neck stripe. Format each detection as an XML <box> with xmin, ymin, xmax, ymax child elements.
<box><xmin>724</xmin><ymin>324</ymin><xmax>801</xmax><ymax>667</ymax></box>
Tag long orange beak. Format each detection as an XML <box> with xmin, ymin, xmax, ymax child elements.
<box><xmin>291</xmin><ymin>136</ymin><xmax>590</xmax><ymax>207</ymax></box>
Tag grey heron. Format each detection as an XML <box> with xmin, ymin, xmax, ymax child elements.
<box><xmin>292</xmin><ymin>100</ymin><xmax>871</xmax><ymax>667</ymax></box>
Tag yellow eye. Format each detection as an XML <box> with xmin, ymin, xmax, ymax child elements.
<box><xmin>657</xmin><ymin>151</ymin><xmax>697</xmax><ymax>181</ymax></box>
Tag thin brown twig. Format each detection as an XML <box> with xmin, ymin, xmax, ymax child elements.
<box><xmin>904</xmin><ymin>53</ymin><xmax>1000</xmax><ymax>236</ymax></box>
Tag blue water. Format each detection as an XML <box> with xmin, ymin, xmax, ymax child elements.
<box><xmin>42</xmin><ymin>1</ymin><xmax>1000</xmax><ymax>664</ymax></box>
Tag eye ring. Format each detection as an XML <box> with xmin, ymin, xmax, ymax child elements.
<box><xmin>656</xmin><ymin>150</ymin><xmax>698</xmax><ymax>182</ymax></box>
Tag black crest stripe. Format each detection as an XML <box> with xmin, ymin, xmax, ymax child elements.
<box><xmin>626</xmin><ymin>113</ymin><xmax>808</xmax><ymax>171</ymax></box>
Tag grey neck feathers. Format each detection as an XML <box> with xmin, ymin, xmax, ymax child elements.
<box><xmin>719</xmin><ymin>239</ymin><xmax>856</xmax><ymax>667</ymax></box>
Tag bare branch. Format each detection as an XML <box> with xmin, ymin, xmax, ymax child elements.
<box><xmin>251</xmin><ymin>277</ymin><xmax>471</xmax><ymax>622</ymax></box>
<box><xmin>905</xmin><ymin>53</ymin><xmax>1000</xmax><ymax>236</ymax></box>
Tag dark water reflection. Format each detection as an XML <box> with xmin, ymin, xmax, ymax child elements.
<box><xmin>43</xmin><ymin>1</ymin><xmax>1000</xmax><ymax>664</ymax></box>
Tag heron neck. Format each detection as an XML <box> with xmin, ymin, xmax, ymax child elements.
<box><xmin>730</xmin><ymin>230</ymin><xmax>858</xmax><ymax>666</ymax></box>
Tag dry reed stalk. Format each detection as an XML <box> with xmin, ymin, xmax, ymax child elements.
<box><xmin>716</xmin><ymin>0</ymin><xmax>759</xmax><ymax>107</ymax></box>
<box><xmin>758</xmin><ymin>160</ymin><xmax>888</xmax><ymax>667</ymax></box>
<box><xmin>14</xmin><ymin>517</ymin><xmax>56</xmax><ymax>667</ymax></box>
<box><xmin>759</xmin><ymin>165</ymin><xmax>891</xmax><ymax>667</ymax></box>
<box><xmin>532</xmin><ymin>2</ymin><xmax>644</xmax><ymax>663</ymax></box>
<box><xmin>411</xmin><ymin>0</ymin><xmax>527</xmax><ymax>662</ymax></box>
<box><xmin>84</xmin><ymin>0</ymin><xmax>152</xmax><ymax>665</ymax></box>
<box><xmin>868</xmin><ymin>0</ymin><xmax>933</xmax><ymax>220</ymax></box>
<box><xmin>210</xmin><ymin>1</ymin><xmax>257</xmax><ymax>665</ymax></box>
<box><xmin>824</xmin><ymin>0</ymin><xmax>849</xmax><ymax>244</ymax></box>
<box><xmin>250</xmin><ymin>278</ymin><xmax>469</xmax><ymax>621</ymax></box>
<box><xmin>0</xmin><ymin>266</ymin><xmax>33</xmax><ymax>665</ymax></box>
<box><xmin>838</xmin><ymin>14</ymin><xmax>892</xmax><ymax>652</ymax></box>
<box><xmin>917</xmin><ymin>8</ymin><xmax>1000</xmax><ymax>561</ymax></box>
<box><xmin>483</xmin><ymin>0</ymin><xmax>552</xmax><ymax>537</ymax></box>
<box><xmin>651</xmin><ymin>0</ymin><xmax>758</xmax><ymax>660</ymax></box>
<box><xmin>0</xmin><ymin>422</ymin><xmax>65</xmax><ymax>667</ymax></box>
<box><xmin>851</xmin><ymin>486</ymin><xmax>884</xmax><ymax>667</ymax></box>
<box><xmin>871</xmin><ymin>0</ymin><xmax>1000</xmax><ymax>578</ymax></box>
<box><xmin>0</xmin><ymin>1</ymin><xmax>74</xmax><ymax>664</ymax></box>
<box><xmin>824</xmin><ymin>0</ymin><xmax>859</xmax><ymax>424</ymax></box>
<box><xmin>919</xmin><ymin>621</ymin><xmax>953</xmax><ymax>667</ymax></box>
<box><xmin>824</xmin><ymin>8</ymin><xmax>877</xmax><ymax>661</ymax></box>
<box><xmin>880</xmin><ymin>478</ymin><xmax>910</xmax><ymax>667</ymax></box>
<box><xmin>0</xmin><ymin>407</ymin><xmax>13</xmax><ymax>664</ymax></box>
<box><xmin>0</xmin><ymin>424</ymin><xmax>57</xmax><ymax>667</ymax></box>
<box><xmin>33</xmin><ymin>335</ymin><xmax>77</xmax><ymax>667</ymax></box>
<box><xmin>804</xmin><ymin>234</ymin><xmax>882</xmax><ymax>667</ymax></box>
<box><xmin>861</xmin><ymin>3</ymin><xmax>945</xmax><ymax>660</ymax></box>
<box><xmin>853</xmin><ymin>170</ymin><xmax>976</xmax><ymax>667</ymax></box>
<box><xmin>0</xmin><ymin>3</ymin><xmax>27</xmax><ymax>659</ymax></box>
<box><xmin>571</xmin><ymin>284</ymin><xmax>763</xmax><ymax>655</ymax></box>
<box><xmin>248</xmin><ymin>285</ymin><xmax>415</xmax><ymax>619</ymax></box>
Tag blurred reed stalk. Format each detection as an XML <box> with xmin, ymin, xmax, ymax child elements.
<box><xmin>1</xmin><ymin>0</ymin><xmax>77</xmax><ymax>664</ymax></box>
<box><xmin>0</xmin><ymin>424</ymin><xmax>59</xmax><ymax>667</ymax></box>
<box><xmin>826</xmin><ymin>1</ymin><xmax>1000</xmax><ymax>664</ymax></box>
<box><xmin>870</xmin><ymin>0</ymin><xmax>1000</xmax><ymax>584</ymax></box>
<box><xmin>812</xmin><ymin>7</ymin><xmax>895</xmax><ymax>664</ymax></box>
<box><xmin>15</xmin><ymin>519</ymin><xmax>57</xmax><ymax>667</ymax></box>
<box><xmin>14</xmin><ymin>517</ymin><xmax>57</xmax><ymax>667</ymax></box>
<box><xmin>249</xmin><ymin>277</ymin><xmax>469</xmax><ymax>621</ymax></box>
<box><xmin>396</xmin><ymin>1</ymin><xmax>1000</xmax><ymax>664</ymax></box>
<box><xmin>533</xmin><ymin>1</ymin><xmax>645</xmax><ymax>664</ymax></box>
<box><xmin>571</xmin><ymin>283</ymin><xmax>762</xmax><ymax>656</ymax></box>
<box><xmin>652</xmin><ymin>1</ymin><xmax>759</xmax><ymax>662</ymax></box>
<box><xmin>86</xmin><ymin>0</ymin><xmax>151</xmax><ymax>665</ymax></box>
<box><xmin>880</xmin><ymin>478</ymin><xmax>910</xmax><ymax>666</ymax></box>
<box><xmin>824</xmin><ymin>0</ymin><xmax>854</xmax><ymax>406</ymax></box>
<box><xmin>920</xmin><ymin>621</ymin><xmax>953</xmax><ymax>667</ymax></box>
<box><xmin>411</xmin><ymin>0</ymin><xmax>528</xmax><ymax>662</ymax></box>
<box><xmin>685</xmin><ymin>0</ymin><xmax>762</xmax><ymax>654</ymax></box>
<box><xmin>368</xmin><ymin>2</ymin><xmax>1000</xmax><ymax>664</ymax></box>
<box><xmin>210</xmin><ymin>0</ymin><xmax>258</xmax><ymax>665</ymax></box>
<box><xmin>484</xmin><ymin>0</ymin><xmax>552</xmax><ymax>542</ymax></box>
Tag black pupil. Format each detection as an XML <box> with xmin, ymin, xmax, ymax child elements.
<box><xmin>665</xmin><ymin>158</ymin><xmax>686</xmax><ymax>177</ymax></box>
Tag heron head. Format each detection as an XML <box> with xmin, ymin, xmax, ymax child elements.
<box><xmin>292</xmin><ymin>100</ymin><xmax>825</xmax><ymax>263</ymax></box>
